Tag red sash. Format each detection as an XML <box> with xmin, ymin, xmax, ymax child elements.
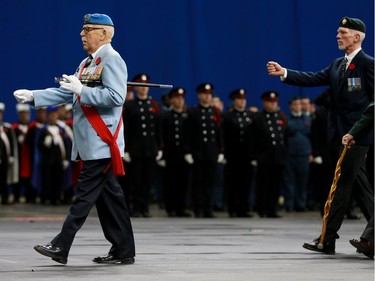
<box><xmin>78</xmin><ymin>97</ymin><xmax>124</xmax><ymax>176</ymax></box>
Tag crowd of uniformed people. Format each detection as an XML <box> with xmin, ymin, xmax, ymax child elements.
<box><xmin>0</xmin><ymin>73</ymin><xmax>371</xmax><ymax>218</ymax></box>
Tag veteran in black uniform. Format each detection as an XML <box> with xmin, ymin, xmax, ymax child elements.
<box><xmin>161</xmin><ymin>87</ymin><xmax>191</xmax><ymax>217</ymax></box>
<box><xmin>184</xmin><ymin>83</ymin><xmax>224</xmax><ymax>218</ymax></box>
<box><xmin>123</xmin><ymin>73</ymin><xmax>163</xmax><ymax>217</ymax></box>
<box><xmin>267</xmin><ymin>17</ymin><xmax>374</xmax><ymax>254</ymax></box>
<box><xmin>222</xmin><ymin>89</ymin><xmax>255</xmax><ymax>217</ymax></box>
<box><xmin>342</xmin><ymin>101</ymin><xmax>374</xmax><ymax>259</ymax></box>
<box><xmin>252</xmin><ymin>91</ymin><xmax>287</xmax><ymax>218</ymax></box>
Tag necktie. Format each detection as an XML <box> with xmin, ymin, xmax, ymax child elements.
<box><xmin>340</xmin><ymin>57</ymin><xmax>348</xmax><ymax>79</ymax></box>
<box><xmin>84</xmin><ymin>55</ymin><xmax>93</xmax><ymax>68</ymax></box>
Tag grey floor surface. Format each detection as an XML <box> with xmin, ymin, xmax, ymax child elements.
<box><xmin>0</xmin><ymin>204</ymin><xmax>373</xmax><ymax>281</ymax></box>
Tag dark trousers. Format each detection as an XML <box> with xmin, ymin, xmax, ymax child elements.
<box><xmin>326</xmin><ymin>145</ymin><xmax>374</xmax><ymax>241</ymax></box>
<box><xmin>51</xmin><ymin>159</ymin><xmax>135</xmax><ymax>258</ymax></box>
<box><xmin>256</xmin><ymin>163</ymin><xmax>284</xmax><ymax>216</ymax></box>
<box><xmin>225</xmin><ymin>159</ymin><xmax>253</xmax><ymax>215</ymax></box>
<box><xmin>164</xmin><ymin>156</ymin><xmax>190</xmax><ymax>215</ymax></box>
<box><xmin>283</xmin><ymin>155</ymin><xmax>310</xmax><ymax>210</ymax></box>
<box><xmin>130</xmin><ymin>157</ymin><xmax>156</xmax><ymax>215</ymax></box>
<box><xmin>192</xmin><ymin>160</ymin><xmax>216</xmax><ymax>216</ymax></box>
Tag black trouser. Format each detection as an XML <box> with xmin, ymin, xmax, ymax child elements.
<box><xmin>325</xmin><ymin>145</ymin><xmax>374</xmax><ymax>242</ymax></box>
<box><xmin>51</xmin><ymin>159</ymin><xmax>135</xmax><ymax>258</ymax></box>
<box><xmin>255</xmin><ymin>163</ymin><xmax>284</xmax><ymax>216</ymax></box>
<box><xmin>130</xmin><ymin>157</ymin><xmax>155</xmax><ymax>215</ymax></box>
<box><xmin>192</xmin><ymin>159</ymin><xmax>216</xmax><ymax>216</ymax></box>
<box><xmin>225</xmin><ymin>158</ymin><xmax>253</xmax><ymax>215</ymax></box>
<box><xmin>163</xmin><ymin>156</ymin><xmax>190</xmax><ymax>215</ymax></box>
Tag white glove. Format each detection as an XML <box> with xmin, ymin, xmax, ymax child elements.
<box><xmin>217</xmin><ymin>153</ymin><xmax>225</xmax><ymax>164</ymax></box>
<box><xmin>313</xmin><ymin>156</ymin><xmax>323</xmax><ymax>165</ymax></box>
<box><xmin>123</xmin><ymin>152</ymin><xmax>131</xmax><ymax>163</ymax></box>
<box><xmin>157</xmin><ymin>159</ymin><xmax>166</xmax><ymax>167</ymax></box>
<box><xmin>62</xmin><ymin>160</ymin><xmax>70</xmax><ymax>170</ymax></box>
<box><xmin>184</xmin><ymin>154</ymin><xmax>194</xmax><ymax>165</ymax></box>
<box><xmin>13</xmin><ymin>89</ymin><xmax>34</xmax><ymax>103</ymax></box>
<box><xmin>250</xmin><ymin>160</ymin><xmax>258</xmax><ymax>167</ymax></box>
<box><xmin>155</xmin><ymin>150</ymin><xmax>163</xmax><ymax>161</ymax></box>
<box><xmin>59</xmin><ymin>74</ymin><xmax>83</xmax><ymax>95</ymax></box>
<box><xmin>44</xmin><ymin>135</ymin><xmax>52</xmax><ymax>147</ymax></box>
<box><xmin>8</xmin><ymin>156</ymin><xmax>15</xmax><ymax>165</ymax></box>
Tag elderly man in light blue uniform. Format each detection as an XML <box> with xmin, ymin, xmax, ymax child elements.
<box><xmin>14</xmin><ymin>13</ymin><xmax>135</xmax><ymax>265</ymax></box>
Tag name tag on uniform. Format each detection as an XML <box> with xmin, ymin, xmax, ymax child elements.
<box><xmin>347</xmin><ymin>77</ymin><xmax>361</xmax><ymax>92</ymax></box>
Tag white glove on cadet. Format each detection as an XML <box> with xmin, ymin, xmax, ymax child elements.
<box><xmin>217</xmin><ymin>153</ymin><xmax>225</xmax><ymax>164</ymax></box>
<box><xmin>184</xmin><ymin>154</ymin><xmax>194</xmax><ymax>165</ymax></box>
<box><xmin>123</xmin><ymin>152</ymin><xmax>132</xmax><ymax>163</ymax></box>
<box><xmin>13</xmin><ymin>89</ymin><xmax>34</xmax><ymax>103</ymax></box>
<box><xmin>313</xmin><ymin>156</ymin><xmax>323</xmax><ymax>165</ymax></box>
<box><xmin>157</xmin><ymin>159</ymin><xmax>166</xmax><ymax>167</ymax></box>
<box><xmin>59</xmin><ymin>74</ymin><xmax>83</xmax><ymax>95</ymax></box>
<box><xmin>155</xmin><ymin>150</ymin><xmax>163</xmax><ymax>161</ymax></box>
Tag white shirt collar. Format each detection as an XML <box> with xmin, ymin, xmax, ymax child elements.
<box><xmin>345</xmin><ymin>47</ymin><xmax>362</xmax><ymax>64</ymax></box>
<box><xmin>91</xmin><ymin>43</ymin><xmax>110</xmax><ymax>59</ymax></box>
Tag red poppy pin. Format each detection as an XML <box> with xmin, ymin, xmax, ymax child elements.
<box><xmin>277</xmin><ymin>120</ymin><xmax>284</xmax><ymax>125</ymax></box>
<box><xmin>212</xmin><ymin>115</ymin><xmax>217</xmax><ymax>121</ymax></box>
<box><xmin>348</xmin><ymin>63</ymin><xmax>355</xmax><ymax>70</ymax></box>
<box><xmin>95</xmin><ymin>57</ymin><xmax>101</xmax><ymax>65</ymax></box>
<box><xmin>150</xmin><ymin>107</ymin><xmax>156</xmax><ymax>113</ymax></box>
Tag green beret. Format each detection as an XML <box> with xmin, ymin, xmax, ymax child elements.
<box><xmin>83</xmin><ymin>13</ymin><xmax>114</xmax><ymax>26</ymax></box>
<box><xmin>339</xmin><ymin>17</ymin><xmax>366</xmax><ymax>33</ymax></box>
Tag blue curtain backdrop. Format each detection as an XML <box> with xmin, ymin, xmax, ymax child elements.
<box><xmin>1</xmin><ymin>0</ymin><xmax>374</xmax><ymax>121</ymax></box>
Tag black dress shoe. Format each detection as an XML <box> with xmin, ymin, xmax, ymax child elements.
<box><xmin>303</xmin><ymin>238</ymin><xmax>335</xmax><ymax>255</ymax></box>
<box><xmin>34</xmin><ymin>243</ymin><xmax>68</xmax><ymax>264</ymax></box>
<box><xmin>93</xmin><ymin>254</ymin><xmax>135</xmax><ymax>264</ymax></box>
<box><xmin>349</xmin><ymin>239</ymin><xmax>374</xmax><ymax>259</ymax></box>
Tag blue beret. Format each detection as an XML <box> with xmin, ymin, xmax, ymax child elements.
<box><xmin>83</xmin><ymin>13</ymin><xmax>114</xmax><ymax>26</ymax></box>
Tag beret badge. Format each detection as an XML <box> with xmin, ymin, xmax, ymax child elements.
<box><xmin>341</xmin><ymin>18</ymin><xmax>347</xmax><ymax>25</ymax></box>
<box><xmin>84</xmin><ymin>14</ymin><xmax>90</xmax><ymax>23</ymax></box>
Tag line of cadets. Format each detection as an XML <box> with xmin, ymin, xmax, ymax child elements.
<box><xmin>1</xmin><ymin>73</ymin><xmax>367</xmax><ymax>218</ymax></box>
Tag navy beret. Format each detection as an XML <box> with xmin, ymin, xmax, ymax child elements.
<box><xmin>339</xmin><ymin>17</ymin><xmax>366</xmax><ymax>33</ymax></box>
<box><xmin>83</xmin><ymin>13</ymin><xmax>114</xmax><ymax>26</ymax></box>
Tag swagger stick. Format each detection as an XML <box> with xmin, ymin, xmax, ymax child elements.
<box><xmin>318</xmin><ymin>145</ymin><xmax>348</xmax><ymax>249</ymax></box>
<box><xmin>127</xmin><ymin>81</ymin><xmax>173</xmax><ymax>88</ymax></box>
<box><xmin>54</xmin><ymin>77</ymin><xmax>173</xmax><ymax>88</ymax></box>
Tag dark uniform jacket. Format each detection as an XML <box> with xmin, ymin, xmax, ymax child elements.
<box><xmin>184</xmin><ymin>105</ymin><xmax>223</xmax><ymax>163</ymax></box>
<box><xmin>123</xmin><ymin>96</ymin><xmax>162</xmax><ymax>158</ymax></box>
<box><xmin>285</xmin><ymin>113</ymin><xmax>311</xmax><ymax>156</ymax></box>
<box><xmin>222</xmin><ymin>109</ymin><xmax>254</xmax><ymax>161</ymax></box>
<box><xmin>161</xmin><ymin>109</ymin><xmax>188</xmax><ymax>160</ymax></box>
<box><xmin>349</xmin><ymin>101</ymin><xmax>374</xmax><ymax>140</ymax></box>
<box><xmin>252</xmin><ymin>110</ymin><xmax>287</xmax><ymax>165</ymax></box>
<box><xmin>285</xmin><ymin>50</ymin><xmax>374</xmax><ymax>145</ymax></box>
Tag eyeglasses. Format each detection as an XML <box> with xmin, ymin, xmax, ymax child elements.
<box><xmin>81</xmin><ymin>27</ymin><xmax>104</xmax><ymax>34</ymax></box>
